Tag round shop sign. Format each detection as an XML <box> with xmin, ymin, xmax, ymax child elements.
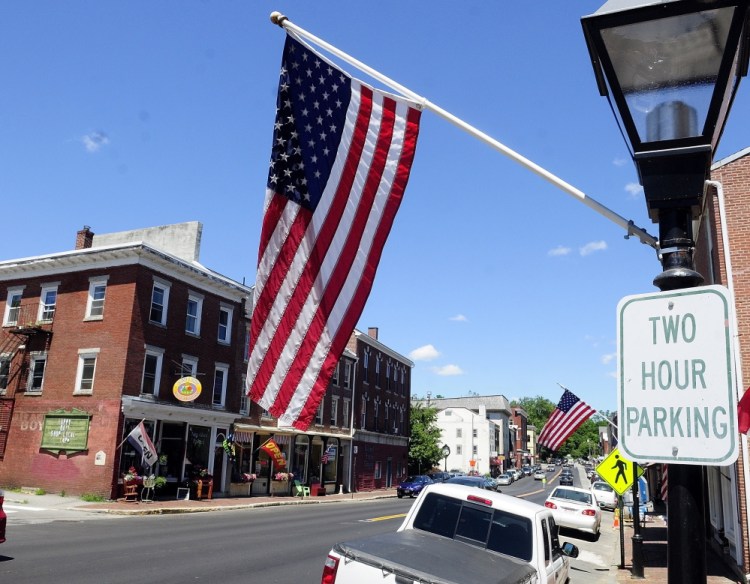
<box><xmin>173</xmin><ymin>376</ymin><xmax>202</xmax><ymax>402</ymax></box>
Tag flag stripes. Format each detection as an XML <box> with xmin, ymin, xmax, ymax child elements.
<box><xmin>538</xmin><ymin>389</ymin><xmax>596</xmax><ymax>451</ymax></box>
<box><xmin>247</xmin><ymin>34</ymin><xmax>421</xmax><ymax>430</ymax></box>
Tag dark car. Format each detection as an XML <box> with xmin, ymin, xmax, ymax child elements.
<box><xmin>0</xmin><ymin>489</ymin><xmax>6</xmax><ymax>544</ymax></box>
<box><xmin>445</xmin><ymin>475</ymin><xmax>499</xmax><ymax>492</ymax></box>
<box><xmin>428</xmin><ymin>471</ymin><xmax>451</xmax><ymax>483</ymax></box>
<box><xmin>559</xmin><ymin>472</ymin><xmax>574</xmax><ymax>486</ymax></box>
<box><xmin>397</xmin><ymin>475</ymin><xmax>434</xmax><ymax>498</ymax></box>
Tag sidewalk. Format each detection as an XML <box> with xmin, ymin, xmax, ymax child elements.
<box><xmin>3</xmin><ymin>486</ymin><xmax>400</xmax><ymax>516</ymax></box>
<box><xmin>612</xmin><ymin>510</ymin><xmax>741</xmax><ymax>583</ymax></box>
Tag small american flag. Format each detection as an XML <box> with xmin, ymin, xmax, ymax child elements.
<box><xmin>247</xmin><ymin>33</ymin><xmax>421</xmax><ymax>430</ymax></box>
<box><xmin>537</xmin><ymin>389</ymin><xmax>595</xmax><ymax>451</ymax></box>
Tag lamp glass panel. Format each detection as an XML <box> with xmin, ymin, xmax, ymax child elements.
<box><xmin>600</xmin><ymin>7</ymin><xmax>735</xmax><ymax>143</ymax></box>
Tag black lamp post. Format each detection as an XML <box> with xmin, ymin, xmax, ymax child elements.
<box><xmin>582</xmin><ymin>2</ymin><xmax>750</xmax><ymax>583</ymax></box>
<box><xmin>441</xmin><ymin>444</ymin><xmax>450</xmax><ymax>473</ymax></box>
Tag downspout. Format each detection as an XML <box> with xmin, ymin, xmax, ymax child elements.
<box><xmin>347</xmin><ymin>358</ymin><xmax>357</xmax><ymax>494</ymax></box>
<box><xmin>706</xmin><ymin>179</ymin><xmax>749</xmax><ymax>580</ymax></box>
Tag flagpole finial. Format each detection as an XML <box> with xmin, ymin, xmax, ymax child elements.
<box><xmin>270</xmin><ymin>11</ymin><xmax>288</xmax><ymax>27</ymax></box>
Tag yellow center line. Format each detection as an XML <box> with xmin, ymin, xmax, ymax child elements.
<box><xmin>361</xmin><ymin>513</ymin><xmax>407</xmax><ymax>522</ymax></box>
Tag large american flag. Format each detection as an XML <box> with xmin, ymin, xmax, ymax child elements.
<box><xmin>537</xmin><ymin>389</ymin><xmax>595</xmax><ymax>451</ymax></box>
<box><xmin>247</xmin><ymin>34</ymin><xmax>422</xmax><ymax>430</ymax></box>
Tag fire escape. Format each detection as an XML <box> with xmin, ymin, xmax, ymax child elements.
<box><xmin>0</xmin><ymin>303</ymin><xmax>53</xmax><ymax>458</ymax></box>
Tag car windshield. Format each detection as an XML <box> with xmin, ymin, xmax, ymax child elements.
<box><xmin>552</xmin><ymin>488</ymin><xmax>593</xmax><ymax>505</ymax></box>
<box><xmin>413</xmin><ymin>492</ymin><xmax>533</xmax><ymax>561</ymax></box>
<box><xmin>593</xmin><ymin>483</ymin><xmax>613</xmax><ymax>492</ymax></box>
<box><xmin>405</xmin><ymin>476</ymin><xmax>423</xmax><ymax>483</ymax></box>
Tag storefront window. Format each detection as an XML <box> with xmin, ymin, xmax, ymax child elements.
<box><xmin>292</xmin><ymin>436</ymin><xmax>309</xmax><ymax>483</ymax></box>
<box><xmin>120</xmin><ymin>418</ymin><xmax>156</xmax><ymax>477</ymax></box>
<box><xmin>323</xmin><ymin>440</ymin><xmax>338</xmax><ymax>483</ymax></box>
<box><xmin>185</xmin><ymin>425</ymin><xmax>211</xmax><ymax>477</ymax></box>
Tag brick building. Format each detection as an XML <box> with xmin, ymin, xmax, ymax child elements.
<box><xmin>0</xmin><ymin>223</ymin><xmax>411</xmax><ymax>498</ymax></box>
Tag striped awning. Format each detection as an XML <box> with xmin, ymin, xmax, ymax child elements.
<box><xmin>234</xmin><ymin>431</ymin><xmax>254</xmax><ymax>444</ymax></box>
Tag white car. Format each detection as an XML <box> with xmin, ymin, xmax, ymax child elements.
<box><xmin>533</xmin><ymin>470</ymin><xmax>546</xmax><ymax>480</ymax></box>
<box><xmin>496</xmin><ymin>473</ymin><xmax>514</xmax><ymax>486</ymax></box>
<box><xmin>544</xmin><ymin>486</ymin><xmax>602</xmax><ymax>536</ymax></box>
<box><xmin>591</xmin><ymin>481</ymin><xmax>617</xmax><ymax>510</ymax></box>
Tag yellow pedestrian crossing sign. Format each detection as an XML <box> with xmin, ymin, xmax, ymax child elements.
<box><xmin>596</xmin><ymin>448</ymin><xmax>643</xmax><ymax>495</ymax></box>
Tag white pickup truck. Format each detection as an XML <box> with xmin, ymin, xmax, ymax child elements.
<box><xmin>321</xmin><ymin>483</ymin><xmax>579</xmax><ymax>584</ymax></box>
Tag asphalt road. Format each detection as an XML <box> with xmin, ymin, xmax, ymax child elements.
<box><xmin>1</xmin><ymin>466</ymin><xmax>617</xmax><ymax>584</ymax></box>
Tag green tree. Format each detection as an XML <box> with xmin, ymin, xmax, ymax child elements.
<box><xmin>408</xmin><ymin>403</ymin><xmax>443</xmax><ymax>475</ymax></box>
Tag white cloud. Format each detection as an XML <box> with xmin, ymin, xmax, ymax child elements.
<box><xmin>433</xmin><ymin>364</ymin><xmax>464</xmax><ymax>376</ymax></box>
<box><xmin>625</xmin><ymin>182</ymin><xmax>643</xmax><ymax>198</ymax></box>
<box><xmin>601</xmin><ymin>352</ymin><xmax>616</xmax><ymax>365</ymax></box>
<box><xmin>449</xmin><ymin>314</ymin><xmax>467</xmax><ymax>322</ymax></box>
<box><xmin>548</xmin><ymin>245</ymin><xmax>572</xmax><ymax>257</ymax></box>
<box><xmin>408</xmin><ymin>344</ymin><xmax>440</xmax><ymax>361</ymax></box>
<box><xmin>613</xmin><ymin>157</ymin><xmax>628</xmax><ymax>167</ymax></box>
<box><xmin>579</xmin><ymin>240</ymin><xmax>607</xmax><ymax>256</ymax></box>
<box><xmin>81</xmin><ymin>131</ymin><xmax>110</xmax><ymax>152</ymax></box>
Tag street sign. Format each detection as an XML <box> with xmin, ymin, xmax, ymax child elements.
<box><xmin>596</xmin><ymin>448</ymin><xmax>643</xmax><ymax>495</ymax></box>
<box><xmin>617</xmin><ymin>285</ymin><xmax>738</xmax><ymax>465</ymax></box>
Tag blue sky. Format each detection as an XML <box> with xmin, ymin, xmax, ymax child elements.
<box><xmin>2</xmin><ymin>2</ymin><xmax>749</xmax><ymax>413</ymax></box>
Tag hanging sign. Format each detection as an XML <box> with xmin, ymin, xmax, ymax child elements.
<box><xmin>40</xmin><ymin>409</ymin><xmax>91</xmax><ymax>453</ymax></box>
<box><xmin>173</xmin><ymin>376</ymin><xmax>202</xmax><ymax>402</ymax></box>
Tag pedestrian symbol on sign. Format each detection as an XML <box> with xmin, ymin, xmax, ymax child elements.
<box><xmin>612</xmin><ymin>455</ymin><xmax>628</xmax><ymax>484</ymax></box>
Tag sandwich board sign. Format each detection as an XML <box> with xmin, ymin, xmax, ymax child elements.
<box><xmin>617</xmin><ymin>285</ymin><xmax>738</xmax><ymax>465</ymax></box>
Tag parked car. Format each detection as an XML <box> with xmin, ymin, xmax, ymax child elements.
<box><xmin>445</xmin><ymin>475</ymin><xmax>498</xmax><ymax>491</ymax></box>
<box><xmin>591</xmin><ymin>481</ymin><xmax>618</xmax><ymax>510</ymax></box>
<box><xmin>559</xmin><ymin>471</ymin><xmax>574</xmax><ymax>486</ymax></box>
<box><xmin>0</xmin><ymin>489</ymin><xmax>6</xmax><ymax>544</ymax></box>
<box><xmin>512</xmin><ymin>468</ymin><xmax>523</xmax><ymax>480</ymax></box>
<box><xmin>427</xmin><ymin>471</ymin><xmax>451</xmax><ymax>483</ymax></box>
<box><xmin>544</xmin><ymin>486</ymin><xmax>602</xmax><ymax>537</ymax></box>
<box><xmin>397</xmin><ymin>475</ymin><xmax>434</xmax><ymax>498</ymax></box>
<box><xmin>533</xmin><ymin>470</ymin><xmax>547</xmax><ymax>480</ymax></box>
<box><xmin>547</xmin><ymin>464</ymin><xmax>556</xmax><ymax>472</ymax></box>
<box><xmin>496</xmin><ymin>473</ymin><xmax>514</xmax><ymax>486</ymax></box>
<box><xmin>522</xmin><ymin>466</ymin><xmax>532</xmax><ymax>476</ymax></box>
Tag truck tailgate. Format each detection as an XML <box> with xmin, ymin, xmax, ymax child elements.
<box><xmin>333</xmin><ymin>530</ymin><xmax>537</xmax><ymax>584</ymax></box>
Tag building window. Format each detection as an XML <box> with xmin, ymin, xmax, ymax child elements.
<box><xmin>38</xmin><ymin>284</ymin><xmax>58</xmax><ymax>322</ymax></box>
<box><xmin>240</xmin><ymin>375</ymin><xmax>249</xmax><ymax>415</ymax></box>
<box><xmin>373</xmin><ymin>401</ymin><xmax>380</xmax><ymax>430</ymax></box>
<box><xmin>363</xmin><ymin>348</ymin><xmax>369</xmax><ymax>382</ymax></box>
<box><xmin>343</xmin><ymin>362</ymin><xmax>352</xmax><ymax>389</ymax></box>
<box><xmin>218</xmin><ymin>305</ymin><xmax>233</xmax><ymax>344</ymax></box>
<box><xmin>473</xmin><ymin>429</ymin><xmax>478</xmax><ymax>438</ymax></box>
<box><xmin>386</xmin><ymin>361</ymin><xmax>392</xmax><ymax>390</ymax></box>
<box><xmin>243</xmin><ymin>326</ymin><xmax>250</xmax><ymax>363</ymax></box>
<box><xmin>330</xmin><ymin>397</ymin><xmax>339</xmax><ymax>426</ymax></box>
<box><xmin>27</xmin><ymin>353</ymin><xmax>47</xmax><ymax>393</ymax></box>
<box><xmin>0</xmin><ymin>355</ymin><xmax>10</xmax><ymax>393</ymax></box>
<box><xmin>473</xmin><ymin>445</ymin><xmax>478</xmax><ymax>456</ymax></box>
<box><xmin>375</xmin><ymin>355</ymin><xmax>381</xmax><ymax>387</ymax></box>
<box><xmin>315</xmin><ymin>399</ymin><xmax>324</xmax><ymax>425</ymax></box>
<box><xmin>374</xmin><ymin>461</ymin><xmax>382</xmax><ymax>480</ymax></box>
<box><xmin>185</xmin><ymin>293</ymin><xmax>203</xmax><ymax>336</ymax></box>
<box><xmin>181</xmin><ymin>355</ymin><xmax>198</xmax><ymax>377</ymax></box>
<box><xmin>342</xmin><ymin>399</ymin><xmax>350</xmax><ymax>428</ymax></box>
<box><xmin>3</xmin><ymin>287</ymin><xmax>23</xmax><ymax>326</ymax></box>
<box><xmin>457</xmin><ymin>445</ymin><xmax>463</xmax><ymax>455</ymax></box>
<box><xmin>141</xmin><ymin>347</ymin><xmax>164</xmax><ymax>396</ymax></box>
<box><xmin>331</xmin><ymin>363</ymin><xmax>339</xmax><ymax>385</ymax></box>
<box><xmin>149</xmin><ymin>280</ymin><xmax>170</xmax><ymax>326</ymax></box>
<box><xmin>74</xmin><ymin>350</ymin><xmax>99</xmax><ymax>394</ymax></box>
<box><xmin>86</xmin><ymin>277</ymin><xmax>107</xmax><ymax>319</ymax></box>
<box><xmin>212</xmin><ymin>364</ymin><xmax>229</xmax><ymax>407</ymax></box>
<box><xmin>456</xmin><ymin>428</ymin><xmax>462</xmax><ymax>438</ymax></box>
<box><xmin>360</xmin><ymin>400</ymin><xmax>367</xmax><ymax>429</ymax></box>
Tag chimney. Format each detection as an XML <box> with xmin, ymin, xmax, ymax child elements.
<box><xmin>367</xmin><ymin>327</ymin><xmax>379</xmax><ymax>340</ymax></box>
<box><xmin>75</xmin><ymin>226</ymin><xmax>94</xmax><ymax>249</ymax></box>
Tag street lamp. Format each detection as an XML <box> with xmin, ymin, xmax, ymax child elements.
<box><xmin>441</xmin><ymin>444</ymin><xmax>450</xmax><ymax>472</ymax></box>
<box><xmin>582</xmin><ymin>1</ymin><xmax>750</xmax><ymax>582</ymax></box>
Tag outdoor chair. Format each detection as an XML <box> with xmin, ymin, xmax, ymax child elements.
<box><xmin>293</xmin><ymin>480</ymin><xmax>311</xmax><ymax>498</ymax></box>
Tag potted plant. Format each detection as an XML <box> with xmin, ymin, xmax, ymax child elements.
<box><xmin>271</xmin><ymin>471</ymin><xmax>293</xmax><ymax>496</ymax></box>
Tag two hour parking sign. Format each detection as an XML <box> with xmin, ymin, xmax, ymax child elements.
<box><xmin>617</xmin><ymin>285</ymin><xmax>738</xmax><ymax>465</ymax></box>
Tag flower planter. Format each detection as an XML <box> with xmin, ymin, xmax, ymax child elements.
<box><xmin>194</xmin><ymin>479</ymin><xmax>213</xmax><ymax>500</ymax></box>
<box><xmin>270</xmin><ymin>480</ymin><xmax>289</xmax><ymax>496</ymax></box>
<box><xmin>229</xmin><ymin>482</ymin><xmax>253</xmax><ymax>497</ymax></box>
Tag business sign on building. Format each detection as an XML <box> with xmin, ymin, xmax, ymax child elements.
<box><xmin>617</xmin><ymin>285</ymin><xmax>738</xmax><ymax>465</ymax></box>
<box><xmin>41</xmin><ymin>408</ymin><xmax>91</xmax><ymax>454</ymax></box>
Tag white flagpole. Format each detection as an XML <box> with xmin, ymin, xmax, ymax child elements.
<box><xmin>270</xmin><ymin>12</ymin><xmax>659</xmax><ymax>251</ymax></box>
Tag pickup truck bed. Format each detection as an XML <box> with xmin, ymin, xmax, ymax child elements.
<box><xmin>333</xmin><ymin>529</ymin><xmax>537</xmax><ymax>584</ymax></box>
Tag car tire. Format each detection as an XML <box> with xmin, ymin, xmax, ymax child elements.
<box><xmin>397</xmin><ymin>493</ymin><xmax>403</xmax><ymax>498</ymax></box>
<box><xmin>409</xmin><ymin>492</ymin><xmax>414</xmax><ymax>498</ymax></box>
